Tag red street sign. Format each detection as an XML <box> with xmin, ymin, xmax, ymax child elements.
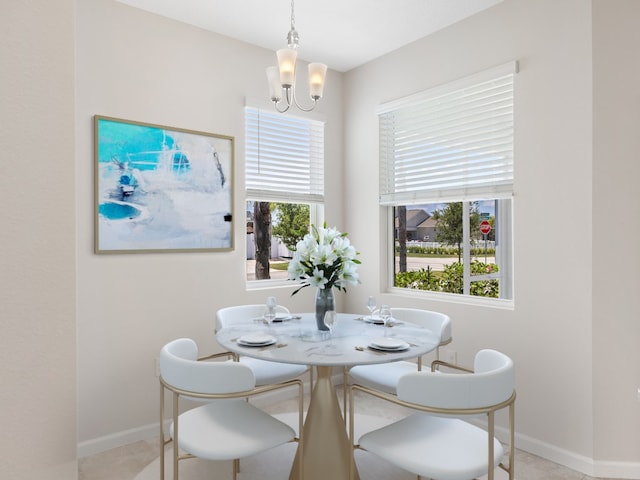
<box><xmin>480</xmin><ymin>220</ymin><xmax>492</xmax><ymax>235</ymax></box>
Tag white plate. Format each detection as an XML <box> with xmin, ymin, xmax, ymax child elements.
<box><xmin>369</xmin><ymin>337</ymin><xmax>410</xmax><ymax>350</ymax></box>
<box><xmin>364</xmin><ymin>316</ymin><xmax>386</xmax><ymax>325</ymax></box>
<box><xmin>368</xmin><ymin>344</ymin><xmax>409</xmax><ymax>352</ymax></box>
<box><xmin>237</xmin><ymin>333</ymin><xmax>276</xmax><ymax>347</ymax></box>
<box><xmin>272</xmin><ymin>313</ymin><xmax>293</xmax><ymax>322</ymax></box>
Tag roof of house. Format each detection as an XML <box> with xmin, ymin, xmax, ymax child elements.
<box><xmin>395</xmin><ymin>209</ymin><xmax>431</xmax><ymax>229</ymax></box>
<box><xmin>418</xmin><ymin>217</ymin><xmax>438</xmax><ymax>228</ymax></box>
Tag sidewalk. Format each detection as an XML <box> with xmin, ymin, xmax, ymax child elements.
<box><xmin>246</xmin><ymin>259</ymin><xmax>289</xmax><ymax>281</ymax></box>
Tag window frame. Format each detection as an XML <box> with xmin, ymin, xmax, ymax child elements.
<box><xmin>380</xmin><ymin>62</ymin><xmax>517</xmax><ymax>307</ymax></box>
<box><xmin>244</xmin><ymin>103</ymin><xmax>325</xmax><ymax>289</ymax></box>
<box><xmin>386</xmin><ymin>199</ymin><xmax>513</xmax><ymax>308</ymax></box>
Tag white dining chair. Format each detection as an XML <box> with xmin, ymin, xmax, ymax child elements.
<box><xmin>215</xmin><ymin>304</ymin><xmax>310</xmax><ymax>386</ymax></box>
<box><xmin>348</xmin><ymin>307</ymin><xmax>452</xmax><ymax>395</ymax></box>
<box><xmin>350</xmin><ymin>349</ymin><xmax>515</xmax><ymax>480</ymax></box>
<box><xmin>159</xmin><ymin>338</ymin><xmax>304</xmax><ymax>480</ymax></box>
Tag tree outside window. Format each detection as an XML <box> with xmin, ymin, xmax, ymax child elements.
<box><xmin>247</xmin><ymin>201</ymin><xmax>313</xmax><ymax>281</ymax></box>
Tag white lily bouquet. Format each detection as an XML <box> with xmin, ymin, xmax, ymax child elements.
<box><xmin>287</xmin><ymin>223</ymin><xmax>361</xmax><ymax>295</ymax></box>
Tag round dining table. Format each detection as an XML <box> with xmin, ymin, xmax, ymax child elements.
<box><xmin>215</xmin><ymin>312</ymin><xmax>440</xmax><ymax>480</ymax></box>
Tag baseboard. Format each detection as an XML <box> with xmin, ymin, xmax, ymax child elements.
<box><xmin>77</xmin><ymin>381</ymin><xmax>310</xmax><ymax>459</ymax></box>
<box><xmin>592</xmin><ymin>460</ymin><xmax>640</xmax><ymax>479</ymax></box>
<box><xmin>489</xmin><ymin>422</ymin><xmax>640</xmax><ymax>479</ymax></box>
<box><xmin>78</xmin><ymin>422</ymin><xmax>162</xmax><ymax>459</ymax></box>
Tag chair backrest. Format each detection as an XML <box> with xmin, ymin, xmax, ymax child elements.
<box><xmin>160</xmin><ymin>338</ymin><xmax>255</xmax><ymax>394</ymax></box>
<box><xmin>390</xmin><ymin>307</ymin><xmax>452</xmax><ymax>345</ymax></box>
<box><xmin>215</xmin><ymin>304</ymin><xmax>291</xmax><ymax>331</ymax></box>
<box><xmin>397</xmin><ymin>349</ymin><xmax>514</xmax><ymax>410</ymax></box>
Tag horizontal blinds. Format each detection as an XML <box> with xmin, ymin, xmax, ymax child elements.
<box><xmin>379</xmin><ymin>61</ymin><xmax>516</xmax><ymax>206</ymax></box>
<box><xmin>246</xmin><ymin>107</ymin><xmax>324</xmax><ymax>204</ymax></box>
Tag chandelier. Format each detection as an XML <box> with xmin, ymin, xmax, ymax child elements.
<box><xmin>266</xmin><ymin>0</ymin><xmax>327</xmax><ymax>113</ymax></box>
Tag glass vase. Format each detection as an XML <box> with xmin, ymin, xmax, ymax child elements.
<box><xmin>315</xmin><ymin>288</ymin><xmax>335</xmax><ymax>331</ymax></box>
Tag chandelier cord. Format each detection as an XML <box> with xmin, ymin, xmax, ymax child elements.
<box><xmin>290</xmin><ymin>0</ymin><xmax>295</xmax><ymax>31</ymax></box>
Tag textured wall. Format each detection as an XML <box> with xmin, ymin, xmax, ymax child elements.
<box><xmin>75</xmin><ymin>0</ymin><xmax>344</xmax><ymax>454</ymax></box>
<box><xmin>343</xmin><ymin>0</ymin><xmax>640</xmax><ymax>476</ymax></box>
<box><xmin>1</xmin><ymin>1</ymin><xmax>77</xmax><ymax>479</ymax></box>
<box><xmin>344</xmin><ymin>0</ymin><xmax>630</xmax><ymax>476</ymax></box>
<box><xmin>592</xmin><ymin>0</ymin><xmax>640</xmax><ymax>466</ymax></box>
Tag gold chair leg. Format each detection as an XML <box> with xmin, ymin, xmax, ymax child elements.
<box><xmin>298</xmin><ymin>379</ymin><xmax>304</xmax><ymax>480</ymax></box>
<box><xmin>488</xmin><ymin>411</ymin><xmax>495</xmax><ymax>480</ymax></box>
<box><xmin>159</xmin><ymin>383</ymin><xmax>165</xmax><ymax>480</ymax></box>
<box><xmin>172</xmin><ymin>392</ymin><xmax>179</xmax><ymax>480</ymax></box>
<box><xmin>233</xmin><ymin>458</ymin><xmax>239</xmax><ymax>480</ymax></box>
<box><xmin>508</xmin><ymin>401</ymin><xmax>515</xmax><ymax>479</ymax></box>
<box><xmin>348</xmin><ymin>385</ymin><xmax>354</xmax><ymax>480</ymax></box>
<box><xmin>343</xmin><ymin>366</ymin><xmax>348</xmax><ymax>423</ymax></box>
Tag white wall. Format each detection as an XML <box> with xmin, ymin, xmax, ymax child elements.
<box><xmin>592</xmin><ymin>0</ymin><xmax>640</xmax><ymax>465</ymax></box>
<box><xmin>1</xmin><ymin>1</ymin><xmax>77</xmax><ymax>479</ymax></box>
<box><xmin>343</xmin><ymin>0</ymin><xmax>638</xmax><ymax>477</ymax></box>
<box><xmin>75</xmin><ymin>0</ymin><xmax>344</xmax><ymax>453</ymax></box>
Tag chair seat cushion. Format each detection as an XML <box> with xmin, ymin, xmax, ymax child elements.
<box><xmin>237</xmin><ymin>357</ymin><xmax>308</xmax><ymax>386</ymax></box>
<box><xmin>171</xmin><ymin>400</ymin><xmax>295</xmax><ymax>460</ymax></box>
<box><xmin>358</xmin><ymin>413</ymin><xmax>504</xmax><ymax>480</ymax></box>
<box><xmin>349</xmin><ymin>361</ymin><xmax>418</xmax><ymax>395</ymax></box>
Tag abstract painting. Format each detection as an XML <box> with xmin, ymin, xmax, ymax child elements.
<box><xmin>94</xmin><ymin>115</ymin><xmax>234</xmax><ymax>253</ymax></box>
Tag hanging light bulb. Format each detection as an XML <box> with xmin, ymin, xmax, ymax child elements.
<box><xmin>266</xmin><ymin>0</ymin><xmax>327</xmax><ymax>113</ymax></box>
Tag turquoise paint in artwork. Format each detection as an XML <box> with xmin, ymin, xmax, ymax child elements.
<box><xmin>97</xmin><ymin>119</ymin><xmax>176</xmax><ymax>171</ymax></box>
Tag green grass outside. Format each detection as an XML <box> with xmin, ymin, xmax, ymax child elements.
<box><xmin>270</xmin><ymin>261</ymin><xmax>289</xmax><ymax>271</ymax></box>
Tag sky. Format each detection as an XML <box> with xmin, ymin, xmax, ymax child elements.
<box><xmin>415</xmin><ymin>200</ymin><xmax>495</xmax><ymax>217</ymax></box>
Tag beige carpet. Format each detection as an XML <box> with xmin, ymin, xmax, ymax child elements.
<box><xmin>134</xmin><ymin>413</ymin><xmax>417</xmax><ymax>480</ymax></box>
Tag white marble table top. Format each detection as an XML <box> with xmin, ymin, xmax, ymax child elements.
<box><xmin>215</xmin><ymin>313</ymin><xmax>440</xmax><ymax>367</ymax></box>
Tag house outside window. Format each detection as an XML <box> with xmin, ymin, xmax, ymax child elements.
<box><xmin>245</xmin><ymin>106</ymin><xmax>325</xmax><ymax>285</ymax></box>
<box><xmin>379</xmin><ymin>62</ymin><xmax>517</xmax><ymax>303</ymax></box>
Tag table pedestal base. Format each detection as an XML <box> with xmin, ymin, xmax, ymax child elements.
<box><xmin>289</xmin><ymin>366</ymin><xmax>359</xmax><ymax>480</ymax></box>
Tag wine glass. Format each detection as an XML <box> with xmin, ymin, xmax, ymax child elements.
<box><xmin>323</xmin><ymin>310</ymin><xmax>337</xmax><ymax>343</ymax></box>
<box><xmin>366</xmin><ymin>296</ymin><xmax>377</xmax><ymax>319</ymax></box>
<box><xmin>264</xmin><ymin>296</ymin><xmax>277</xmax><ymax>327</ymax></box>
<box><xmin>378</xmin><ymin>304</ymin><xmax>392</xmax><ymax>335</ymax></box>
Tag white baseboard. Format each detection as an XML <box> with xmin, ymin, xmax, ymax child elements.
<box><xmin>489</xmin><ymin>422</ymin><xmax>640</xmax><ymax>479</ymax></box>
<box><xmin>77</xmin><ymin>381</ymin><xmax>310</xmax><ymax>459</ymax></box>
<box><xmin>593</xmin><ymin>460</ymin><xmax>640</xmax><ymax>479</ymax></box>
<box><xmin>78</xmin><ymin>422</ymin><xmax>161</xmax><ymax>459</ymax></box>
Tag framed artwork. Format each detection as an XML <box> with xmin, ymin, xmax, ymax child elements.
<box><xmin>94</xmin><ymin>115</ymin><xmax>234</xmax><ymax>253</ymax></box>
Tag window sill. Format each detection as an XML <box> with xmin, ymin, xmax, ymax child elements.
<box><xmin>387</xmin><ymin>287</ymin><xmax>515</xmax><ymax>310</ymax></box>
<box><xmin>246</xmin><ymin>278</ymin><xmax>297</xmax><ymax>291</ymax></box>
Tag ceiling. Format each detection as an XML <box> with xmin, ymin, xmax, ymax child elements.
<box><xmin>115</xmin><ymin>0</ymin><xmax>503</xmax><ymax>72</ymax></box>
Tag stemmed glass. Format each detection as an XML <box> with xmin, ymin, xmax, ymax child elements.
<box><xmin>264</xmin><ymin>296</ymin><xmax>277</xmax><ymax>329</ymax></box>
<box><xmin>378</xmin><ymin>304</ymin><xmax>392</xmax><ymax>335</ymax></box>
<box><xmin>366</xmin><ymin>296</ymin><xmax>377</xmax><ymax>319</ymax></box>
<box><xmin>323</xmin><ymin>310</ymin><xmax>337</xmax><ymax>344</ymax></box>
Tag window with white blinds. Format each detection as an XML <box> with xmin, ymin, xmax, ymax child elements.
<box><xmin>245</xmin><ymin>107</ymin><xmax>324</xmax><ymax>204</ymax></box>
<box><xmin>379</xmin><ymin>61</ymin><xmax>517</xmax><ymax>206</ymax></box>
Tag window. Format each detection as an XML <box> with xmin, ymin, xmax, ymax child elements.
<box><xmin>245</xmin><ymin>106</ymin><xmax>324</xmax><ymax>284</ymax></box>
<box><xmin>379</xmin><ymin>62</ymin><xmax>517</xmax><ymax>302</ymax></box>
